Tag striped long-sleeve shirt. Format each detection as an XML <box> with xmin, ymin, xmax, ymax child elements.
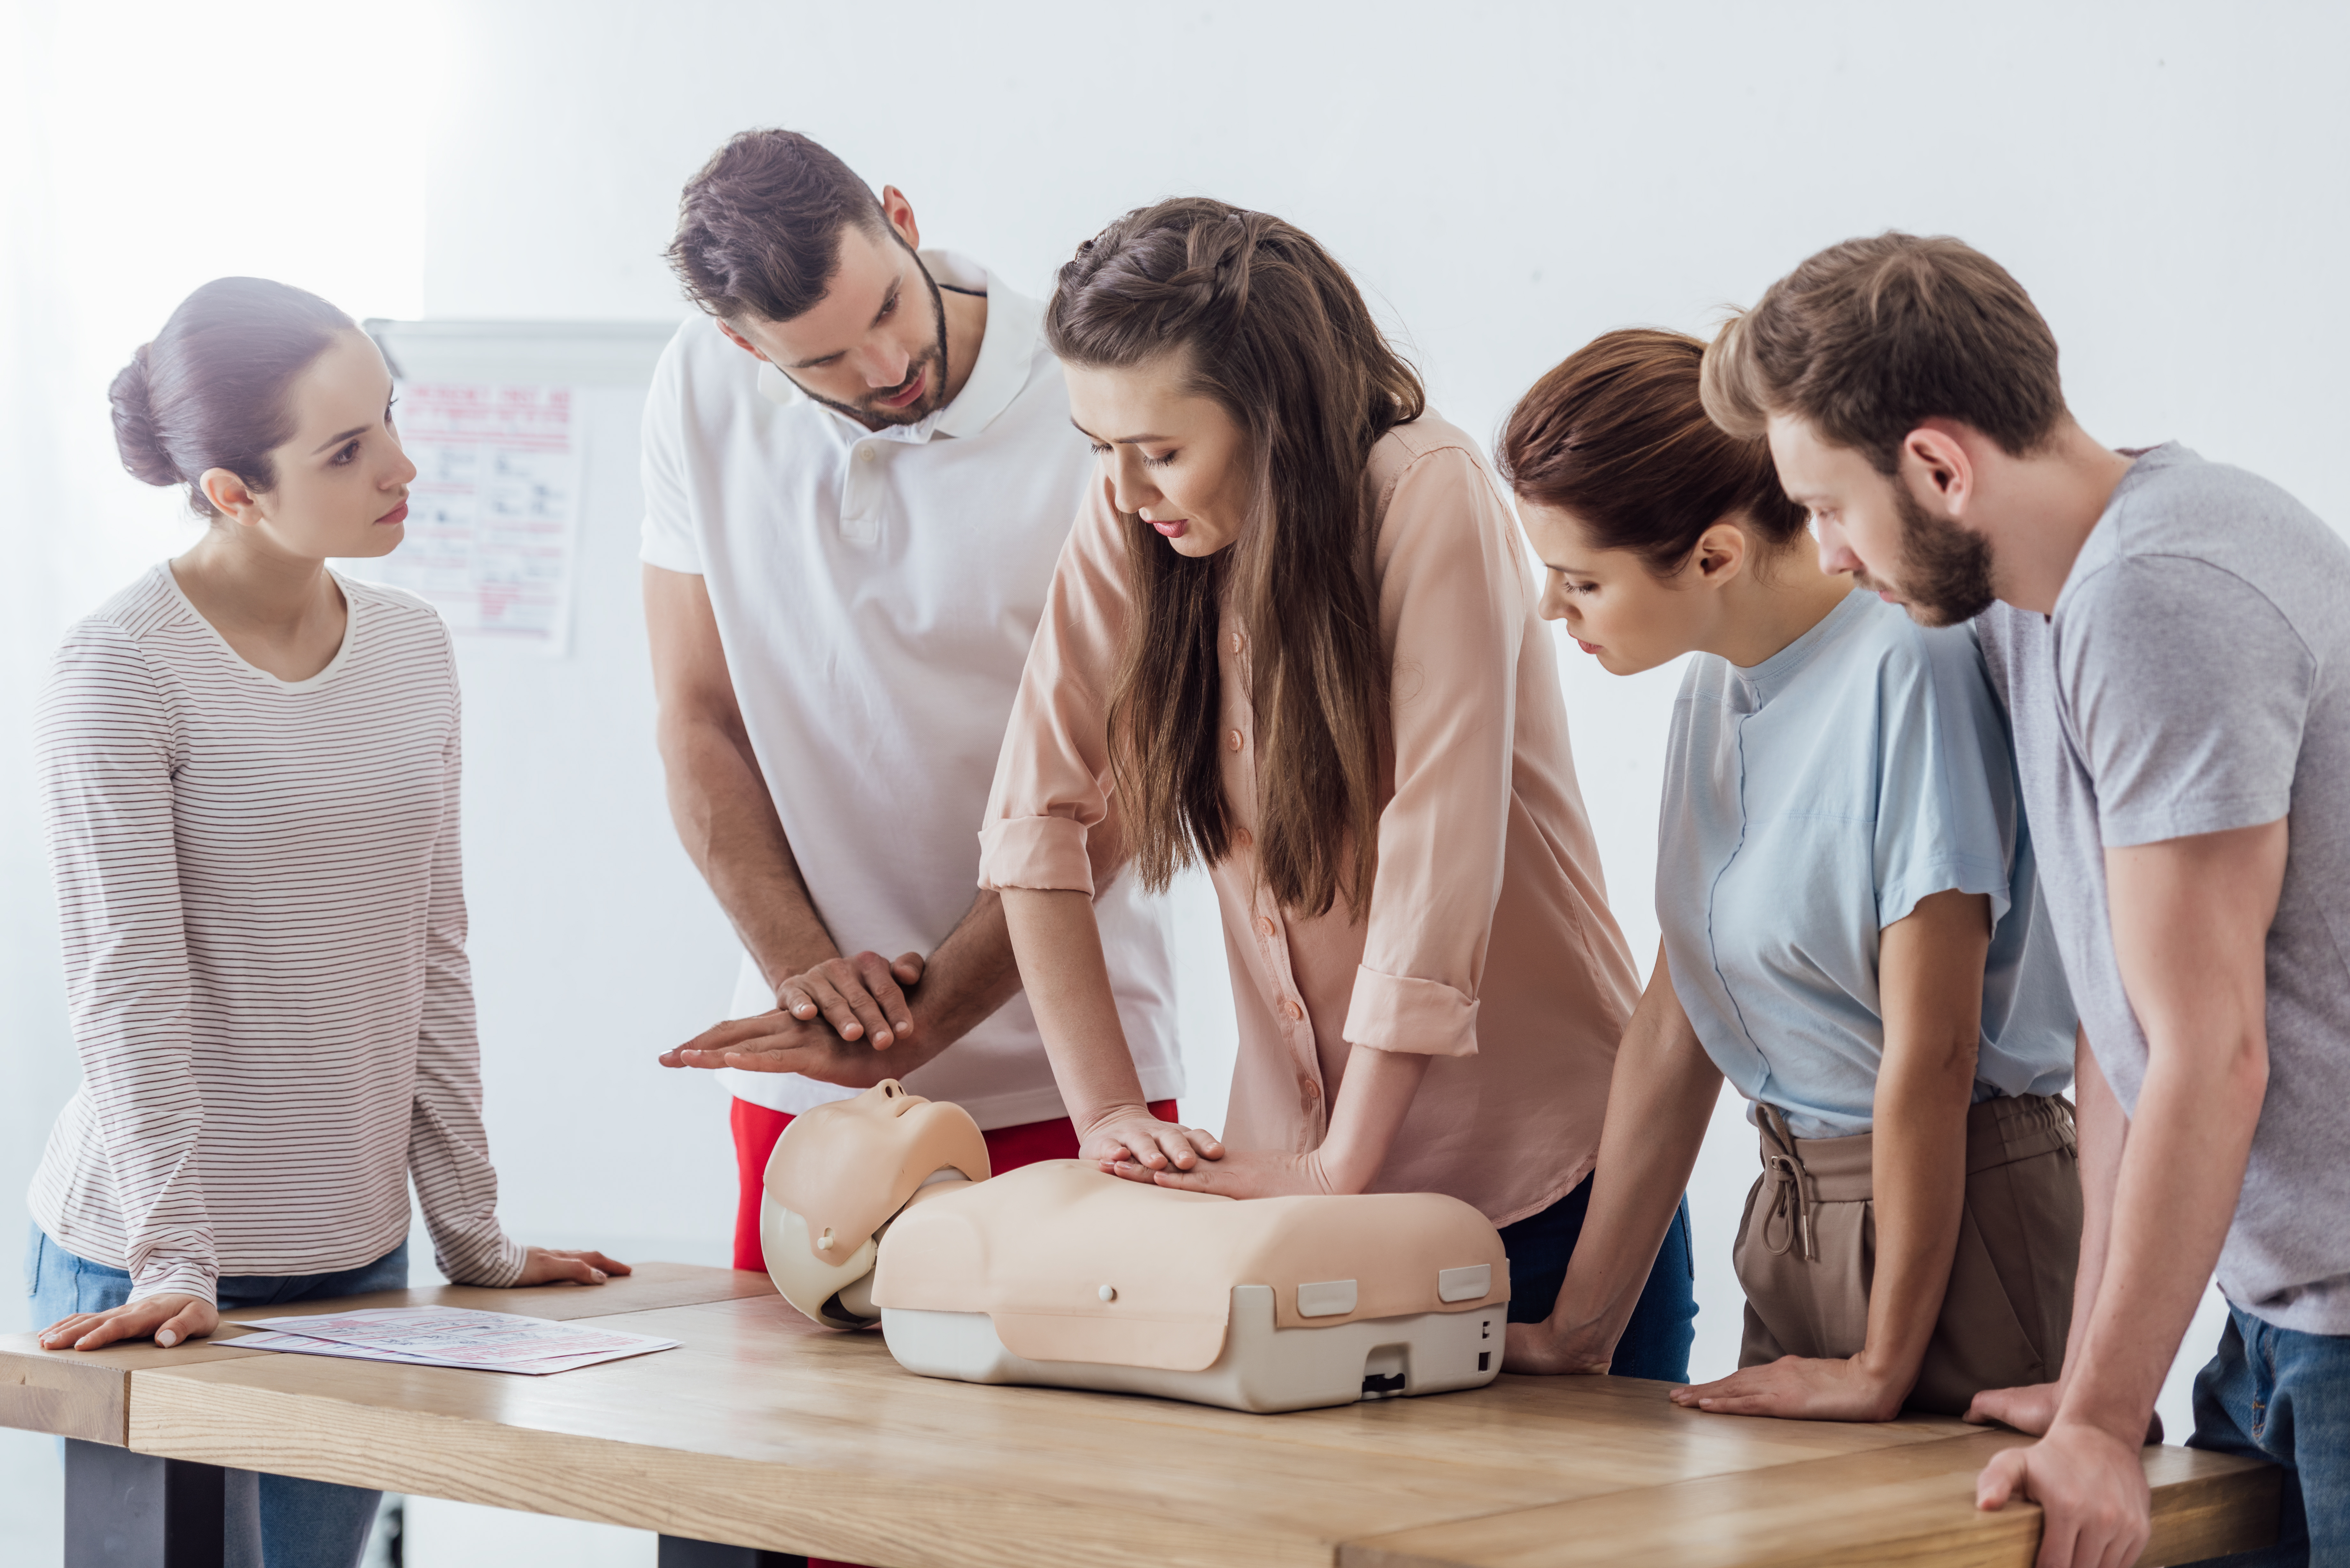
<box><xmin>28</xmin><ymin>564</ymin><xmax>526</xmax><ymax>1303</ymax></box>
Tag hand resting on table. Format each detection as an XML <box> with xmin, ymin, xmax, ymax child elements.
<box><xmin>1966</xmin><ymin>1380</ymin><xmax>2164</xmax><ymax>1445</ymax></box>
<box><xmin>38</xmin><ymin>1293</ymin><xmax>220</xmax><ymax>1352</ymax></box>
<box><xmin>1501</xmin><ymin>1317</ymin><xmax>1614</xmax><ymax>1376</ymax></box>
<box><xmin>37</xmin><ymin>1247</ymin><xmax>633</xmax><ymax>1352</ymax></box>
<box><xmin>1672</xmin><ymin>1353</ymin><xmax>1909</xmax><ymax>1421</ymax></box>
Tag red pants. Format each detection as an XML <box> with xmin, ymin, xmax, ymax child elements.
<box><xmin>730</xmin><ymin>1095</ymin><xmax>1180</xmax><ymax>1274</ymax></box>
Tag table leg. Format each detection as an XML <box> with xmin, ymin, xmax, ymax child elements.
<box><xmin>64</xmin><ymin>1438</ymin><xmax>226</xmax><ymax>1568</ymax></box>
<box><xmin>656</xmin><ymin>1538</ymin><xmax>806</xmax><ymax>1567</ymax></box>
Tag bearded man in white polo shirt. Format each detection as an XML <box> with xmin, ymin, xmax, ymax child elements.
<box><xmin>641</xmin><ymin>129</ymin><xmax>1182</xmax><ymax>1278</ymax></box>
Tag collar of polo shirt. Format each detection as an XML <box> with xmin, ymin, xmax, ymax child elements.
<box><xmin>754</xmin><ymin>249</ymin><xmax>1040</xmax><ymax>443</ymax></box>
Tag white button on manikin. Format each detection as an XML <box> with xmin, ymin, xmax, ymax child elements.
<box><xmin>1437</xmin><ymin>1264</ymin><xmax>1492</xmax><ymax>1303</ymax></box>
<box><xmin>1297</xmin><ymin>1279</ymin><xmax>1358</xmax><ymax>1318</ymax></box>
<box><xmin>1098</xmin><ymin>1285</ymin><xmax>1117</xmax><ymax>1302</ymax></box>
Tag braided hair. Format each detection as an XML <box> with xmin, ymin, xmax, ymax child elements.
<box><xmin>1048</xmin><ymin>199</ymin><xmax>1424</xmax><ymax>922</ymax></box>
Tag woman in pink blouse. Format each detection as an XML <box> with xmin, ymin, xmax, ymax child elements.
<box><xmin>978</xmin><ymin>199</ymin><xmax>1696</xmax><ymax>1374</ymax></box>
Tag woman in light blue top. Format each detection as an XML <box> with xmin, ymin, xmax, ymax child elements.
<box><xmin>1494</xmin><ymin>329</ymin><xmax>2081</xmax><ymax>1421</ymax></box>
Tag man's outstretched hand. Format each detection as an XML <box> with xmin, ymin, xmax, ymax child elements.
<box><xmin>661</xmin><ymin>1008</ymin><xmax>900</xmax><ymax>1084</ymax></box>
<box><xmin>659</xmin><ymin>950</ymin><xmax>944</xmax><ymax>1083</ymax></box>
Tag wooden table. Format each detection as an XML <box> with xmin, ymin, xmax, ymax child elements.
<box><xmin>1</xmin><ymin>1263</ymin><xmax>2277</xmax><ymax>1568</ymax></box>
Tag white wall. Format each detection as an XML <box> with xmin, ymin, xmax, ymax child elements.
<box><xmin>411</xmin><ymin>0</ymin><xmax>2347</xmax><ymax>1397</ymax></box>
<box><xmin>7</xmin><ymin>1</ymin><xmax>2348</xmax><ymax>1561</ymax></box>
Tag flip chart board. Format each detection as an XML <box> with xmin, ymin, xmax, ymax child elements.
<box><xmin>366</xmin><ymin>381</ymin><xmax>585</xmax><ymax>650</ymax></box>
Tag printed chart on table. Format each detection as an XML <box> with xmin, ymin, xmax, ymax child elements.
<box><xmin>232</xmin><ymin>1307</ymin><xmax>677</xmax><ymax>1375</ymax></box>
<box><xmin>350</xmin><ymin>382</ymin><xmax>585</xmax><ymax>652</ymax></box>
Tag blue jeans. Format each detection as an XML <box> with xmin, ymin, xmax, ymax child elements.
<box><xmin>2182</xmin><ymin>1303</ymin><xmax>2350</xmax><ymax>1568</ymax></box>
<box><xmin>26</xmin><ymin>1224</ymin><xmax>408</xmax><ymax>1568</ymax></box>
<box><xmin>1498</xmin><ymin>1173</ymin><xmax>1698</xmax><ymax>1383</ymax></box>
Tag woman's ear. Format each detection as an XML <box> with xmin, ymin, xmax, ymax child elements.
<box><xmin>1691</xmin><ymin>519</ymin><xmax>1750</xmax><ymax>587</ymax></box>
<box><xmin>199</xmin><ymin>467</ymin><xmax>265</xmax><ymax>528</ymax></box>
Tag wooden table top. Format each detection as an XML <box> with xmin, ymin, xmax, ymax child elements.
<box><xmin>0</xmin><ymin>1263</ymin><xmax>2276</xmax><ymax>1568</ymax></box>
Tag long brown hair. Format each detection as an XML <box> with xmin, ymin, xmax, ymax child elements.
<box><xmin>1047</xmin><ymin>199</ymin><xmax>1424</xmax><ymax>922</ymax></box>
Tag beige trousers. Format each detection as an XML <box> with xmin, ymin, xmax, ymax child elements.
<box><xmin>1732</xmin><ymin>1093</ymin><xmax>2083</xmax><ymax>1417</ymax></box>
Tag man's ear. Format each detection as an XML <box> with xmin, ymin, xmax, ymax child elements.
<box><xmin>199</xmin><ymin>467</ymin><xmax>265</xmax><ymax>527</ymax></box>
<box><xmin>1902</xmin><ymin>424</ymin><xmax>1975</xmax><ymax>516</ymax></box>
<box><xmin>714</xmin><ymin>319</ymin><xmax>770</xmax><ymax>363</ymax></box>
<box><xmin>878</xmin><ymin>185</ymin><xmax>920</xmax><ymax>252</ymax></box>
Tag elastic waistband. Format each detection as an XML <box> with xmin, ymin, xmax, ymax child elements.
<box><xmin>1753</xmin><ymin>1093</ymin><xmax>2076</xmax><ymax>1260</ymax></box>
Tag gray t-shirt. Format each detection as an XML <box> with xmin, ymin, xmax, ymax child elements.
<box><xmin>1975</xmin><ymin>443</ymin><xmax>2350</xmax><ymax>1336</ymax></box>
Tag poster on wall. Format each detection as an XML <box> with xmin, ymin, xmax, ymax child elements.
<box><xmin>344</xmin><ymin>382</ymin><xmax>584</xmax><ymax>653</ymax></box>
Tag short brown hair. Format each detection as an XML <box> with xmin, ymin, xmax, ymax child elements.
<box><xmin>665</xmin><ymin>129</ymin><xmax>884</xmax><ymax>323</ymax></box>
<box><xmin>1500</xmin><ymin>327</ymin><xmax>1806</xmax><ymax>573</ymax></box>
<box><xmin>1700</xmin><ymin>233</ymin><xmax>2066</xmax><ymax>474</ymax></box>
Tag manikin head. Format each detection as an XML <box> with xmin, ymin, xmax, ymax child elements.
<box><xmin>760</xmin><ymin>1080</ymin><xmax>990</xmax><ymax>1330</ymax></box>
<box><xmin>1701</xmin><ymin>232</ymin><xmax>2072</xmax><ymax>626</ymax></box>
<box><xmin>1045</xmin><ymin>198</ymin><xmax>1425</xmax><ymax>924</ymax></box>
<box><xmin>666</xmin><ymin>128</ymin><xmax>951</xmax><ymax>430</ymax></box>
<box><xmin>111</xmin><ymin>277</ymin><xmax>415</xmax><ymax>563</ymax></box>
<box><xmin>1498</xmin><ymin>328</ymin><xmax>1819</xmax><ymax>674</ymax></box>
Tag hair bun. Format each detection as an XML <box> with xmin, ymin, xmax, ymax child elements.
<box><xmin>109</xmin><ymin>345</ymin><xmax>181</xmax><ymax>487</ymax></box>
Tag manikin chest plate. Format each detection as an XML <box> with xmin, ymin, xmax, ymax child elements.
<box><xmin>870</xmin><ymin>1161</ymin><xmax>1509</xmax><ymax>1372</ymax></box>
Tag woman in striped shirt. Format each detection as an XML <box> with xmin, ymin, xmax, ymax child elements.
<box><xmin>26</xmin><ymin>278</ymin><xmax>625</xmax><ymax>1568</ymax></box>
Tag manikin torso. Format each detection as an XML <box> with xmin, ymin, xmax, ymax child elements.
<box><xmin>762</xmin><ymin>1082</ymin><xmax>1510</xmax><ymax>1413</ymax></box>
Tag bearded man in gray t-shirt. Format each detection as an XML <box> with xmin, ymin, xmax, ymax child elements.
<box><xmin>1703</xmin><ymin>233</ymin><xmax>2348</xmax><ymax>1568</ymax></box>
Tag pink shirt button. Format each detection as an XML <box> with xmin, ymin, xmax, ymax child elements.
<box><xmin>1226</xmin><ymin>728</ymin><xmax>1245</xmax><ymax>752</ymax></box>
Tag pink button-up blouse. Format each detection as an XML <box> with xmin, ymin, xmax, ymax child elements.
<box><xmin>978</xmin><ymin>413</ymin><xmax>1639</xmax><ymax>1225</ymax></box>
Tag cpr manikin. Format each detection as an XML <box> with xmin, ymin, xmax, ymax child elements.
<box><xmin>762</xmin><ymin>1081</ymin><xmax>1510</xmax><ymax>1413</ymax></box>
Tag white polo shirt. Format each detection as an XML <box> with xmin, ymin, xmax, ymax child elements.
<box><xmin>640</xmin><ymin>250</ymin><xmax>1182</xmax><ymax>1127</ymax></box>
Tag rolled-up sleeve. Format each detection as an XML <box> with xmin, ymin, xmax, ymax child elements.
<box><xmin>978</xmin><ymin>479</ymin><xmax>1134</xmax><ymax>897</ymax></box>
<box><xmin>1342</xmin><ymin>447</ymin><xmax>1526</xmax><ymax>1057</ymax></box>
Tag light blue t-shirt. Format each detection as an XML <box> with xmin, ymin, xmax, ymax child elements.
<box><xmin>1657</xmin><ymin>588</ymin><xmax>2075</xmax><ymax>1139</ymax></box>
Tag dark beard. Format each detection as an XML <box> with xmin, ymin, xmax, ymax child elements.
<box><xmin>784</xmin><ymin>243</ymin><xmax>952</xmax><ymax>431</ymax></box>
<box><xmin>1876</xmin><ymin>482</ymin><xmax>1996</xmax><ymax>627</ymax></box>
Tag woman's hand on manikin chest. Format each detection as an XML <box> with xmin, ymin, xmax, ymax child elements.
<box><xmin>1107</xmin><ymin>1146</ymin><xmax>1336</xmax><ymax>1197</ymax></box>
<box><xmin>1119</xmin><ymin>1047</ymin><xmax>1434</xmax><ymax>1198</ymax></box>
